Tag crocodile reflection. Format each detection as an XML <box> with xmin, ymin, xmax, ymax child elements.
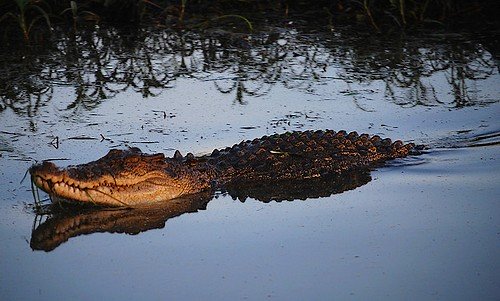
<box><xmin>31</xmin><ymin>169</ymin><xmax>371</xmax><ymax>252</ymax></box>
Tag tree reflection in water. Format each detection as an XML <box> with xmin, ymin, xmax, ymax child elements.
<box><xmin>0</xmin><ymin>26</ymin><xmax>498</xmax><ymax>117</ymax></box>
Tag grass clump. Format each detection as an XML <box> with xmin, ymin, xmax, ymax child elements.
<box><xmin>0</xmin><ymin>0</ymin><xmax>498</xmax><ymax>42</ymax></box>
<box><xmin>0</xmin><ymin>0</ymin><xmax>52</xmax><ymax>41</ymax></box>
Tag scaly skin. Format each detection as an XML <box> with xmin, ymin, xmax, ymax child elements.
<box><xmin>31</xmin><ymin>164</ymin><xmax>373</xmax><ymax>251</ymax></box>
<box><xmin>29</xmin><ymin>130</ymin><xmax>415</xmax><ymax>207</ymax></box>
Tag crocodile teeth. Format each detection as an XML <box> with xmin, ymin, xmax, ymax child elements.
<box><xmin>65</xmin><ymin>178</ymin><xmax>74</xmax><ymax>186</ymax></box>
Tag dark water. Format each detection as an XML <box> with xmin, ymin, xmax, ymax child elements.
<box><xmin>0</xmin><ymin>24</ymin><xmax>499</xmax><ymax>300</ymax></box>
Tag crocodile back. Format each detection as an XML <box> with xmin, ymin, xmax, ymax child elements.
<box><xmin>210</xmin><ymin>130</ymin><xmax>414</xmax><ymax>184</ymax></box>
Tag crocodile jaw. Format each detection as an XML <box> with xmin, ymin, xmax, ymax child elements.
<box><xmin>31</xmin><ymin>171</ymin><xmax>185</xmax><ymax>207</ymax></box>
<box><xmin>29</xmin><ymin>150</ymin><xmax>187</xmax><ymax>207</ymax></box>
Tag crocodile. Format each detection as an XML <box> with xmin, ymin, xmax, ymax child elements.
<box><xmin>29</xmin><ymin>130</ymin><xmax>415</xmax><ymax>207</ymax></box>
<box><xmin>32</xmin><ymin>167</ymin><xmax>372</xmax><ymax>251</ymax></box>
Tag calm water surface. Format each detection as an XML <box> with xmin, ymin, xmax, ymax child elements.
<box><xmin>0</xmin><ymin>24</ymin><xmax>499</xmax><ymax>300</ymax></box>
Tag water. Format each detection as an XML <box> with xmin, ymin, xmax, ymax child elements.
<box><xmin>0</xmin><ymin>24</ymin><xmax>499</xmax><ymax>300</ymax></box>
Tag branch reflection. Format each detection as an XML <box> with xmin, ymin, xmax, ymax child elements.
<box><xmin>1</xmin><ymin>27</ymin><xmax>497</xmax><ymax>116</ymax></box>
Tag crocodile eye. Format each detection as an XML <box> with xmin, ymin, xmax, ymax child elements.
<box><xmin>125</xmin><ymin>155</ymin><xmax>140</xmax><ymax>163</ymax></box>
<box><xmin>107</xmin><ymin>149</ymin><xmax>123</xmax><ymax>156</ymax></box>
<box><xmin>129</xmin><ymin>147</ymin><xmax>142</xmax><ymax>153</ymax></box>
<box><xmin>149</xmin><ymin>153</ymin><xmax>165</xmax><ymax>161</ymax></box>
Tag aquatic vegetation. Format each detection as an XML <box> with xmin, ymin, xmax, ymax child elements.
<box><xmin>60</xmin><ymin>1</ymin><xmax>100</xmax><ymax>30</ymax></box>
<box><xmin>0</xmin><ymin>0</ymin><xmax>497</xmax><ymax>43</ymax></box>
<box><xmin>179</xmin><ymin>0</ymin><xmax>186</xmax><ymax>21</ymax></box>
<box><xmin>197</xmin><ymin>14</ymin><xmax>254</xmax><ymax>32</ymax></box>
<box><xmin>346</xmin><ymin>0</ymin><xmax>496</xmax><ymax>29</ymax></box>
<box><xmin>0</xmin><ymin>0</ymin><xmax>52</xmax><ymax>41</ymax></box>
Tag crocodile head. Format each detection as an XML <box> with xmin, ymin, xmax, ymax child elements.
<box><xmin>29</xmin><ymin>148</ymin><xmax>189</xmax><ymax>207</ymax></box>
